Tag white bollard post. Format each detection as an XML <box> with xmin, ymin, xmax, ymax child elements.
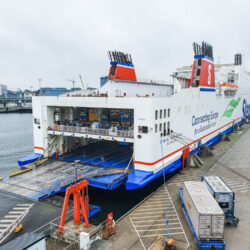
<box><xmin>79</xmin><ymin>232</ymin><xmax>90</xmax><ymax>250</ymax></box>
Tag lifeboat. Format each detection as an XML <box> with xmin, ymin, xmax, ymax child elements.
<box><xmin>219</xmin><ymin>82</ymin><xmax>238</xmax><ymax>88</ymax></box>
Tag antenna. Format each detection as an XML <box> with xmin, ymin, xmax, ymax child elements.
<box><xmin>79</xmin><ymin>75</ymin><xmax>84</xmax><ymax>89</ymax></box>
<box><xmin>66</xmin><ymin>79</ymin><xmax>76</xmax><ymax>89</ymax></box>
<box><xmin>38</xmin><ymin>78</ymin><xmax>42</xmax><ymax>90</ymax></box>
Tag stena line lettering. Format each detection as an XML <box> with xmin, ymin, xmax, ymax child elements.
<box><xmin>192</xmin><ymin>111</ymin><xmax>219</xmax><ymax>136</ymax></box>
<box><xmin>242</xmin><ymin>99</ymin><xmax>250</xmax><ymax>117</ymax></box>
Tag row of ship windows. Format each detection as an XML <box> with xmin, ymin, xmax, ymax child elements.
<box><xmin>155</xmin><ymin>121</ymin><xmax>170</xmax><ymax>135</ymax></box>
<box><xmin>155</xmin><ymin>109</ymin><xmax>170</xmax><ymax>120</ymax></box>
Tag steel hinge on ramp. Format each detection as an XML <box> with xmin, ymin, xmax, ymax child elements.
<box><xmin>0</xmin><ymin>203</ymin><xmax>34</xmax><ymax>244</ymax></box>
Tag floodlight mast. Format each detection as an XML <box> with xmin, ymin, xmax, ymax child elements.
<box><xmin>66</xmin><ymin>79</ymin><xmax>76</xmax><ymax>89</ymax></box>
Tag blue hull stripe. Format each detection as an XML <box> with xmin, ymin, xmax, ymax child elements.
<box><xmin>126</xmin><ymin>119</ymin><xmax>243</xmax><ymax>190</ymax></box>
<box><xmin>200</xmin><ymin>88</ymin><xmax>216</xmax><ymax>92</ymax></box>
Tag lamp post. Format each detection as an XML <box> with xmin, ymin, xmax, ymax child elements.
<box><xmin>74</xmin><ymin>160</ymin><xmax>80</xmax><ymax>184</ymax></box>
<box><xmin>38</xmin><ymin>78</ymin><xmax>42</xmax><ymax>95</ymax></box>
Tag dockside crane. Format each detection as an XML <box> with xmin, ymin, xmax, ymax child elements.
<box><xmin>79</xmin><ymin>75</ymin><xmax>85</xmax><ymax>89</ymax></box>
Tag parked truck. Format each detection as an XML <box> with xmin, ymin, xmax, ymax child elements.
<box><xmin>179</xmin><ymin>181</ymin><xmax>226</xmax><ymax>250</ymax></box>
<box><xmin>202</xmin><ymin>176</ymin><xmax>239</xmax><ymax>226</ymax></box>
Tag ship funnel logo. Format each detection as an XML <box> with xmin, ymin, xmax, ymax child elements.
<box><xmin>222</xmin><ymin>97</ymin><xmax>241</xmax><ymax>118</ymax></box>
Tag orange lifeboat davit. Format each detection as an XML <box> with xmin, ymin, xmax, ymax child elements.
<box><xmin>219</xmin><ymin>82</ymin><xmax>238</xmax><ymax>88</ymax></box>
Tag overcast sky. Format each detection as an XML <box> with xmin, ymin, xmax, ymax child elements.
<box><xmin>0</xmin><ymin>0</ymin><xmax>249</xmax><ymax>90</ymax></box>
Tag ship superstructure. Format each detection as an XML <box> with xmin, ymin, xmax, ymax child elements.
<box><xmin>30</xmin><ymin>43</ymin><xmax>250</xmax><ymax>193</ymax></box>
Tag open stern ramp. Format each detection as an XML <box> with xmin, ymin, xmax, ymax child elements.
<box><xmin>0</xmin><ymin>142</ymin><xmax>133</xmax><ymax>201</ymax></box>
<box><xmin>0</xmin><ymin>161</ymin><xmax>128</xmax><ymax>201</ymax></box>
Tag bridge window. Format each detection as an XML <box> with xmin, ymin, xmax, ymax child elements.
<box><xmin>198</xmin><ymin>58</ymin><xmax>202</xmax><ymax>66</ymax></box>
<box><xmin>138</xmin><ymin>126</ymin><xmax>148</xmax><ymax>134</ymax></box>
<box><xmin>168</xmin><ymin>108</ymin><xmax>170</xmax><ymax>117</ymax></box>
<box><xmin>110</xmin><ymin>64</ymin><xmax>117</xmax><ymax>77</ymax></box>
<box><xmin>155</xmin><ymin>110</ymin><xmax>158</xmax><ymax>120</ymax></box>
<box><xmin>160</xmin><ymin>110</ymin><xmax>162</xmax><ymax>119</ymax></box>
<box><xmin>155</xmin><ymin>124</ymin><xmax>158</xmax><ymax>133</ymax></box>
<box><xmin>159</xmin><ymin>123</ymin><xmax>162</xmax><ymax>132</ymax></box>
<box><xmin>34</xmin><ymin>118</ymin><xmax>40</xmax><ymax>125</ymax></box>
<box><xmin>164</xmin><ymin>109</ymin><xmax>166</xmax><ymax>118</ymax></box>
<box><xmin>197</xmin><ymin>69</ymin><xmax>201</xmax><ymax>76</ymax></box>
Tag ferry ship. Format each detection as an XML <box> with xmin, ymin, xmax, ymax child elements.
<box><xmin>23</xmin><ymin>42</ymin><xmax>250</xmax><ymax>196</ymax></box>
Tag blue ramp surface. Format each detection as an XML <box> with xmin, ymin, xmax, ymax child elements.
<box><xmin>0</xmin><ymin>159</ymin><xmax>130</xmax><ymax>200</ymax></box>
<box><xmin>58</xmin><ymin>141</ymin><xmax>133</xmax><ymax>170</ymax></box>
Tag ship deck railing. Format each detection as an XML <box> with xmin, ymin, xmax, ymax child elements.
<box><xmin>49</xmin><ymin>125</ymin><xmax>134</xmax><ymax>139</ymax></box>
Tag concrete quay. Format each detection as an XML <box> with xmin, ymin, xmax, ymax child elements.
<box><xmin>91</xmin><ymin>123</ymin><xmax>250</xmax><ymax>250</ymax></box>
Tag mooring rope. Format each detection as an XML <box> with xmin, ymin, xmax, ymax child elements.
<box><xmin>160</xmin><ymin>138</ymin><xmax>171</xmax><ymax>241</ymax></box>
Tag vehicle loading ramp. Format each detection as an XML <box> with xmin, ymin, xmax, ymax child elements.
<box><xmin>0</xmin><ymin>160</ymin><xmax>131</xmax><ymax>201</ymax></box>
<box><xmin>58</xmin><ymin>140</ymin><xmax>133</xmax><ymax>169</ymax></box>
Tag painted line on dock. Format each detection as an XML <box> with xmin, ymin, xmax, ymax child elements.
<box><xmin>129</xmin><ymin>217</ymin><xmax>146</xmax><ymax>250</ymax></box>
<box><xmin>8</xmin><ymin>211</ymin><xmax>23</xmax><ymax>214</ymax></box>
<box><xmin>230</xmin><ymin>185</ymin><xmax>250</xmax><ymax>189</ymax></box>
<box><xmin>132</xmin><ymin>218</ymin><xmax>179</xmax><ymax>223</ymax></box>
<box><xmin>135</xmin><ymin>208</ymin><xmax>174</xmax><ymax>212</ymax></box>
<box><xmin>143</xmin><ymin>198</ymin><xmax>170</xmax><ymax>204</ymax></box>
<box><xmin>134</xmin><ymin>222</ymin><xmax>180</xmax><ymax>227</ymax></box>
<box><xmin>133</xmin><ymin>210</ymin><xmax>175</xmax><ymax>215</ymax></box>
<box><xmin>170</xmin><ymin>173</ymin><xmax>204</xmax><ymax>179</ymax></box>
<box><xmin>0</xmin><ymin>203</ymin><xmax>34</xmax><ymax>242</ymax></box>
<box><xmin>140</xmin><ymin>201</ymin><xmax>171</xmax><ymax>205</ymax></box>
<box><xmin>227</xmin><ymin>183</ymin><xmax>248</xmax><ymax>187</ymax></box>
<box><xmin>146</xmin><ymin>199</ymin><xmax>172</xmax><ymax>202</ymax></box>
<box><xmin>233</xmin><ymin>187</ymin><xmax>250</xmax><ymax>191</ymax></box>
<box><xmin>0</xmin><ymin>220</ymin><xmax>16</xmax><ymax>223</ymax></box>
<box><xmin>0</xmin><ymin>224</ymin><xmax>11</xmax><ymax>227</ymax></box>
<box><xmin>140</xmin><ymin>232</ymin><xmax>184</xmax><ymax>238</ymax></box>
<box><xmin>167</xmin><ymin>169</ymin><xmax>250</xmax><ymax>193</ymax></box>
<box><xmin>129</xmin><ymin>185</ymin><xmax>190</xmax><ymax>249</ymax></box>
<box><xmin>132</xmin><ymin>212</ymin><xmax>176</xmax><ymax>217</ymax></box>
<box><xmin>130</xmin><ymin>214</ymin><xmax>177</xmax><ymax>220</ymax></box>
<box><xmin>137</xmin><ymin>227</ymin><xmax>183</xmax><ymax>232</ymax></box>
<box><xmin>4</xmin><ymin>215</ymin><xmax>19</xmax><ymax>219</ymax></box>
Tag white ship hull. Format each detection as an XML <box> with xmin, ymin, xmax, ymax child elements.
<box><xmin>29</xmin><ymin>47</ymin><xmax>250</xmax><ymax>191</ymax></box>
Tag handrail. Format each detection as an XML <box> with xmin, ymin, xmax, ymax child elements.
<box><xmin>49</xmin><ymin>125</ymin><xmax>134</xmax><ymax>139</ymax></box>
<box><xmin>125</xmin><ymin>155</ymin><xmax>134</xmax><ymax>174</ymax></box>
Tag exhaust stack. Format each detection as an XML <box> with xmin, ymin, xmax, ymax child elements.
<box><xmin>190</xmin><ymin>42</ymin><xmax>215</xmax><ymax>91</ymax></box>
<box><xmin>107</xmin><ymin>51</ymin><xmax>137</xmax><ymax>82</ymax></box>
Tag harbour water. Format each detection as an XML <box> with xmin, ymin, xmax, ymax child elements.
<box><xmin>0</xmin><ymin>113</ymin><xmax>33</xmax><ymax>178</ymax></box>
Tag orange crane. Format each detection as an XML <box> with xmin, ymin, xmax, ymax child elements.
<box><xmin>59</xmin><ymin>180</ymin><xmax>90</xmax><ymax>233</ymax></box>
